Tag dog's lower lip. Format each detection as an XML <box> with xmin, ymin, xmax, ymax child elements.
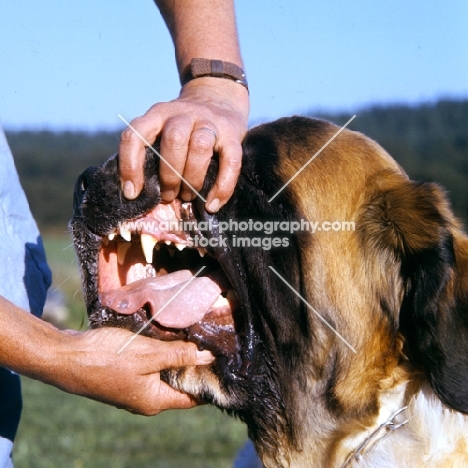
<box><xmin>123</xmin><ymin>297</ymin><xmax>242</xmax><ymax>364</ymax></box>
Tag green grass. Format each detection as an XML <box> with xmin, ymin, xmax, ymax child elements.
<box><xmin>15</xmin><ymin>378</ymin><xmax>246</xmax><ymax>468</ymax></box>
<box><xmin>13</xmin><ymin>234</ymin><xmax>247</xmax><ymax>467</ymax></box>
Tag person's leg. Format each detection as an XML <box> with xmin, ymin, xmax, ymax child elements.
<box><xmin>0</xmin><ymin>368</ymin><xmax>21</xmax><ymax>468</ymax></box>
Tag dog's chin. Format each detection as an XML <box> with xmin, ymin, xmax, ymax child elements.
<box><xmin>86</xmin><ymin>196</ymin><xmax>247</xmax><ymax>396</ymax></box>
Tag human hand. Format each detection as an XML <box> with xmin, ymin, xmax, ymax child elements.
<box><xmin>118</xmin><ymin>77</ymin><xmax>249</xmax><ymax>213</ymax></box>
<box><xmin>60</xmin><ymin>327</ymin><xmax>215</xmax><ymax>415</ymax></box>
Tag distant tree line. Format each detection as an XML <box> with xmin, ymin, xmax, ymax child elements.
<box><xmin>8</xmin><ymin>130</ymin><xmax>120</xmax><ymax>232</ymax></box>
<box><xmin>6</xmin><ymin>99</ymin><xmax>468</xmax><ymax>232</ymax></box>
<box><xmin>316</xmin><ymin>99</ymin><xmax>468</xmax><ymax>224</ymax></box>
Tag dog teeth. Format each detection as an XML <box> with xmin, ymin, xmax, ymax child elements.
<box><xmin>175</xmin><ymin>243</ymin><xmax>186</xmax><ymax>251</ymax></box>
<box><xmin>117</xmin><ymin>242</ymin><xmax>132</xmax><ymax>266</ymax></box>
<box><xmin>141</xmin><ymin>234</ymin><xmax>157</xmax><ymax>264</ymax></box>
<box><xmin>108</xmin><ymin>232</ymin><xmax>116</xmax><ymax>241</ymax></box>
<box><xmin>212</xmin><ymin>295</ymin><xmax>230</xmax><ymax>308</ymax></box>
<box><xmin>145</xmin><ymin>263</ymin><xmax>156</xmax><ymax>278</ymax></box>
<box><xmin>120</xmin><ymin>226</ymin><xmax>132</xmax><ymax>242</ymax></box>
<box><xmin>197</xmin><ymin>247</ymin><xmax>206</xmax><ymax>258</ymax></box>
<box><xmin>164</xmin><ymin>240</ymin><xmax>171</xmax><ymax>246</ymax></box>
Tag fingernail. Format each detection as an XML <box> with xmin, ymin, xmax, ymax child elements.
<box><xmin>196</xmin><ymin>349</ymin><xmax>215</xmax><ymax>364</ymax></box>
<box><xmin>206</xmin><ymin>198</ymin><xmax>220</xmax><ymax>213</ymax></box>
<box><xmin>122</xmin><ymin>180</ymin><xmax>135</xmax><ymax>199</ymax></box>
<box><xmin>161</xmin><ymin>190</ymin><xmax>175</xmax><ymax>201</ymax></box>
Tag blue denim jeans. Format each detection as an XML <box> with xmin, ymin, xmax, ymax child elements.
<box><xmin>0</xmin><ymin>126</ymin><xmax>52</xmax><ymax>466</ymax></box>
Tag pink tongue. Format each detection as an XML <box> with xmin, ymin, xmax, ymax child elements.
<box><xmin>100</xmin><ymin>270</ymin><xmax>222</xmax><ymax>328</ymax></box>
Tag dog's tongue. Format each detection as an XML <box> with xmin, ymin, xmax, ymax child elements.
<box><xmin>100</xmin><ymin>270</ymin><xmax>222</xmax><ymax>328</ymax></box>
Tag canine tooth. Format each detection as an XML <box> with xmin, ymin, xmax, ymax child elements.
<box><xmin>120</xmin><ymin>226</ymin><xmax>132</xmax><ymax>242</ymax></box>
<box><xmin>108</xmin><ymin>232</ymin><xmax>115</xmax><ymax>241</ymax></box>
<box><xmin>175</xmin><ymin>243</ymin><xmax>186</xmax><ymax>251</ymax></box>
<box><xmin>212</xmin><ymin>295</ymin><xmax>230</xmax><ymax>308</ymax></box>
<box><xmin>117</xmin><ymin>242</ymin><xmax>132</xmax><ymax>265</ymax></box>
<box><xmin>164</xmin><ymin>240</ymin><xmax>171</xmax><ymax>246</ymax></box>
<box><xmin>141</xmin><ymin>234</ymin><xmax>157</xmax><ymax>264</ymax></box>
<box><xmin>197</xmin><ymin>247</ymin><xmax>206</xmax><ymax>258</ymax></box>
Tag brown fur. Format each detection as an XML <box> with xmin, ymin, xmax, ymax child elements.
<box><xmin>169</xmin><ymin>119</ymin><xmax>468</xmax><ymax>466</ymax></box>
<box><xmin>72</xmin><ymin>117</ymin><xmax>468</xmax><ymax>467</ymax></box>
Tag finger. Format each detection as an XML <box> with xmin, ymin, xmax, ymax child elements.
<box><xmin>119</xmin><ymin>115</ymin><xmax>163</xmax><ymax>200</ymax></box>
<box><xmin>158</xmin><ymin>116</ymin><xmax>192</xmax><ymax>202</ymax></box>
<box><xmin>152</xmin><ymin>340</ymin><xmax>215</xmax><ymax>370</ymax></box>
<box><xmin>149</xmin><ymin>380</ymin><xmax>200</xmax><ymax>412</ymax></box>
<box><xmin>179</xmin><ymin>125</ymin><xmax>218</xmax><ymax>201</ymax></box>
<box><xmin>205</xmin><ymin>140</ymin><xmax>243</xmax><ymax>213</ymax></box>
<box><xmin>126</xmin><ymin>379</ymin><xmax>199</xmax><ymax>415</ymax></box>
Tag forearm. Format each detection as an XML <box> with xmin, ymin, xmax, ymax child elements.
<box><xmin>0</xmin><ymin>295</ymin><xmax>213</xmax><ymax>413</ymax></box>
<box><xmin>155</xmin><ymin>0</ymin><xmax>244</xmax><ymax>76</ymax></box>
<box><xmin>119</xmin><ymin>0</ymin><xmax>249</xmax><ymax>210</ymax></box>
<box><xmin>0</xmin><ymin>295</ymin><xmax>69</xmax><ymax>386</ymax></box>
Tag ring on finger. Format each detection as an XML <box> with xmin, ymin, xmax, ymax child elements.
<box><xmin>198</xmin><ymin>127</ymin><xmax>218</xmax><ymax>145</ymax></box>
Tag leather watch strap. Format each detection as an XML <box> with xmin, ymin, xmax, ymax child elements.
<box><xmin>181</xmin><ymin>58</ymin><xmax>249</xmax><ymax>91</ymax></box>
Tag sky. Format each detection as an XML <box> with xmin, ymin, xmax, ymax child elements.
<box><xmin>1</xmin><ymin>0</ymin><xmax>467</xmax><ymax>130</ymax></box>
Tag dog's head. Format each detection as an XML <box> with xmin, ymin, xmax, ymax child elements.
<box><xmin>71</xmin><ymin>117</ymin><xmax>468</xmax><ymax>464</ymax></box>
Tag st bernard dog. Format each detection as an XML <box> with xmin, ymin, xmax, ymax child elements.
<box><xmin>71</xmin><ymin>117</ymin><xmax>468</xmax><ymax>467</ymax></box>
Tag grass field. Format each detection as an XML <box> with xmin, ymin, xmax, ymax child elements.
<box><xmin>13</xmin><ymin>234</ymin><xmax>247</xmax><ymax>468</ymax></box>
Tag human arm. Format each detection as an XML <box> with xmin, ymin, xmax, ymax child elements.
<box><xmin>0</xmin><ymin>295</ymin><xmax>214</xmax><ymax>415</ymax></box>
<box><xmin>118</xmin><ymin>0</ymin><xmax>250</xmax><ymax>213</ymax></box>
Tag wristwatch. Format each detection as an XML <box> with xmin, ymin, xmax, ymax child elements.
<box><xmin>181</xmin><ymin>58</ymin><xmax>249</xmax><ymax>92</ymax></box>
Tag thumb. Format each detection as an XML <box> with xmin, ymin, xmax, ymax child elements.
<box><xmin>154</xmin><ymin>341</ymin><xmax>215</xmax><ymax>370</ymax></box>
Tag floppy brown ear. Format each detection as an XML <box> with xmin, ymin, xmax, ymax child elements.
<box><xmin>423</xmin><ymin>233</ymin><xmax>468</xmax><ymax>412</ymax></box>
<box><xmin>361</xmin><ymin>172</ymin><xmax>468</xmax><ymax>413</ymax></box>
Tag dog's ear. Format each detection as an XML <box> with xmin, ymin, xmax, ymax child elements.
<box><xmin>361</xmin><ymin>172</ymin><xmax>468</xmax><ymax>413</ymax></box>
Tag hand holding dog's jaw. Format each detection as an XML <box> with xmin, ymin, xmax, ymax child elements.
<box><xmin>0</xmin><ymin>297</ymin><xmax>214</xmax><ymax>416</ymax></box>
<box><xmin>118</xmin><ymin>77</ymin><xmax>249</xmax><ymax>213</ymax></box>
<box><xmin>58</xmin><ymin>327</ymin><xmax>215</xmax><ymax>415</ymax></box>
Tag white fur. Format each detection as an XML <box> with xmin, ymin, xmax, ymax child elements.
<box><xmin>347</xmin><ymin>384</ymin><xmax>468</xmax><ymax>468</ymax></box>
<box><xmin>232</xmin><ymin>382</ymin><xmax>468</xmax><ymax>468</ymax></box>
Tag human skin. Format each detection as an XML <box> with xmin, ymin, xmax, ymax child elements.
<box><xmin>118</xmin><ymin>0</ymin><xmax>250</xmax><ymax>214</ymax></box>
<box><xmin>0</xmin><ymin>295</ymin><xmax>214</xmax><ymax>414</ymax></box>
